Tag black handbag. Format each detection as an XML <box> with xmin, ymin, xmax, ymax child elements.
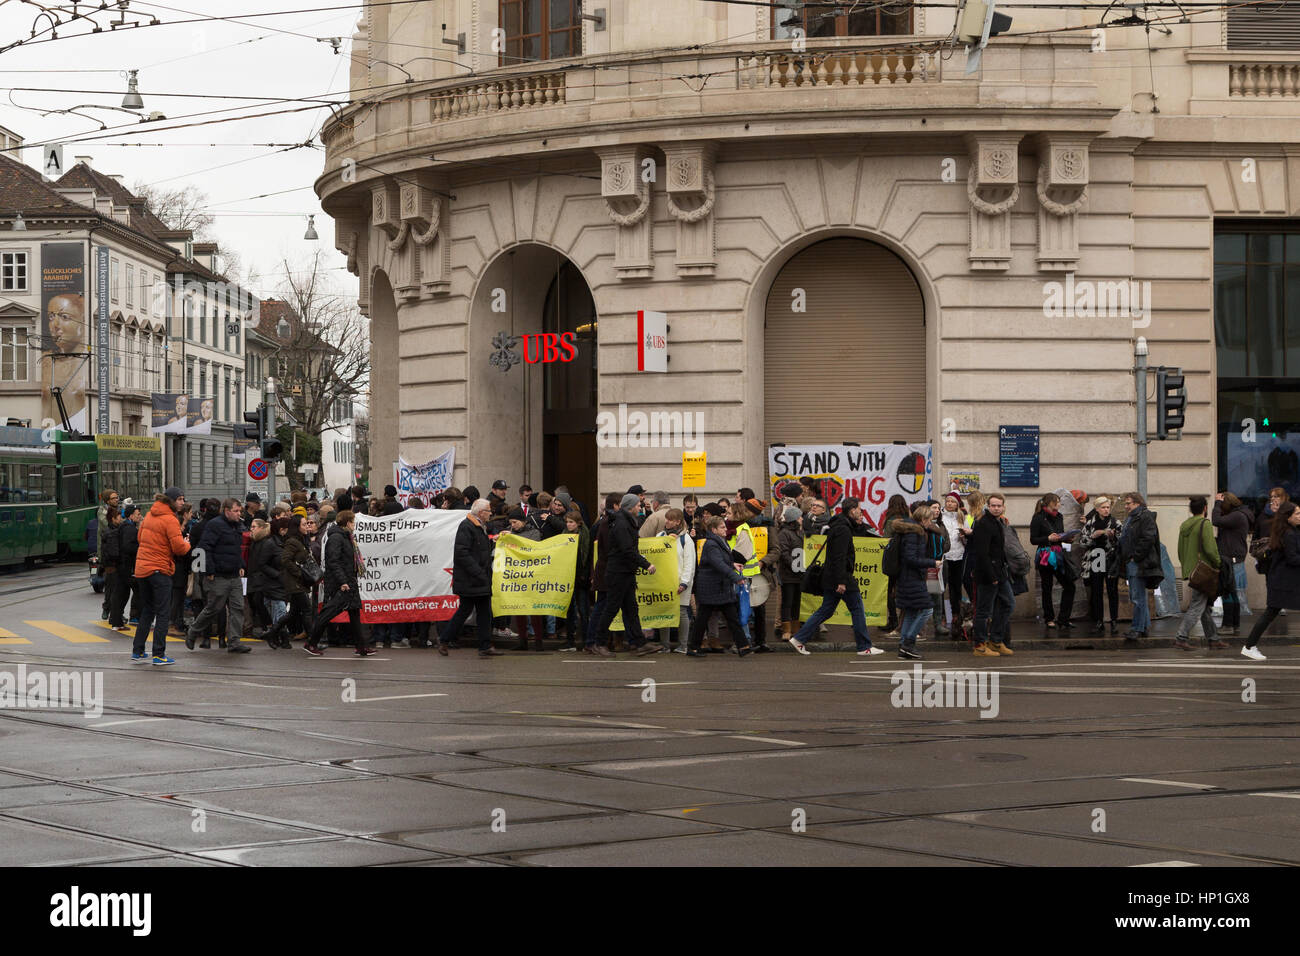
<box><xmin>300</xmin><ymin>555</ymin><xmax>325</xmax><ymax>584</ymax></box>
<box><xmin>802</xmin><ymin>539</ymin><xmax>829</xmax><ymax>595</ymax></box>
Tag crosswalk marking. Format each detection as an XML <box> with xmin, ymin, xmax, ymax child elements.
<box><xmin>90</xmin><ymin>621</ymin><xmax>186</xmax><ymax>643</ymax></box>
<box><xmin>26</xmin><ymin>620</ymin><xmax>110</xmax><ymax>644</ymax></box>
<box><xmin>0</xmin><ymin>626</ymin><xmax>31</xmax><ymax>645</ymax></box>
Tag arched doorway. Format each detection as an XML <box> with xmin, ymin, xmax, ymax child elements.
<box><xmin>542</xmin><ymin>260</ymin><xmax>598</xmax><ymax>517</ymax></box>
<box><xmin>764</xmin><ymin>237</ymin><xmax>926</xmax><ymax>447</ymax></box>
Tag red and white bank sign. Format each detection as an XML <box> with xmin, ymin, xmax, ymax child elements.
<box><xmin>354</xmin><ymin>510</ymin><xmax>462</xmax><ymax>622</ymax></box>
<box><xmin>637</xmin><ymin>309</ymin><xmax>667</xmax><ymax>372</ymax></box>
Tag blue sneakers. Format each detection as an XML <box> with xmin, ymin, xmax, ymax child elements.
<box><xmin>131</xmin><ymin>653</ymin><xmax>149</xmax><ymax>664</ymax></box>
<box><xmin>152</xmin><ymin>656</ymin><xmax>176</xmax><ymax>666</ymax></box>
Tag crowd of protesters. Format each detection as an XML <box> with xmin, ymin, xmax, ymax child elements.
<box><xmin>90</xmin><ymin>477</ymin><xmax>1288</xmax><ymax>664</ymax></box>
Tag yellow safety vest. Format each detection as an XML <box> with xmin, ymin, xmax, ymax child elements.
<box><xmin>729</xmin><ymin>527</ymin><xmax>763</xmax><ymax>579</ymax></box>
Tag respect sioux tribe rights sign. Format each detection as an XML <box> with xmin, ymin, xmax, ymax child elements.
<box><xmin>347</xmin><ymin>511</ymin><xmax>678</xmax><ymax>626</ymax></box>
<box><xmin>768</xmin><ymin>443</ymin><xmax>934</xmax><ymax>532</ymax></box>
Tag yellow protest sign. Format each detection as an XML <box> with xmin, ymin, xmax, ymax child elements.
<box><xmin>749</xmin><ymin>525</ymin><xmax>768</xmax><ymax>560</ymax></box>
<box><xmin>799</xmin><ymin>535</ymin><xmax>888</xmax><ymax>625</ymax></box>
<box><xmin>491</xmin><ymin>533</ymin><xmax>578</xmax><ymax>617</ymax></box>
<box><xmin>611</xmin><ymin>536</ymin><xmax>679</xmax><ymax>630</ymax></box>
<box><xmin>682</xmin><ymin>451</ymin><xmax>706</xmax><ymax>488</ymax></box>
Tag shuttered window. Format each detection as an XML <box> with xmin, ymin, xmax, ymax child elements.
<box><xmin>764</xmin><ymin>237</ymin><xmax>926</xmax><ymax>448</ymax></box>
<box><xmin>1228</xmin><ymin>3</ymin><xmax>1300</xmax><ymax>49</ymax></box>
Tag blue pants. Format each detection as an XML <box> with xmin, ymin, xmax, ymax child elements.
<box><xmin>1126</xmin><ymin>561</ymin><xmax>1150</xmax><ymax>633</ymax></box>
<box><xmin>898</xmin><ymin>606</ymin><xmax>933</xmax><ymax>651</ymax></box>
<box><xmin>791</xmin><ymin>588</ymin><xmax>873</xmax><ymax>650</ymax></box>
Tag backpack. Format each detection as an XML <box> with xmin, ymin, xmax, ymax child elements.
<box><xmin>882</xmin><ymin>535</ymin><xmax>901</xmax><ymax>577</ymax></box>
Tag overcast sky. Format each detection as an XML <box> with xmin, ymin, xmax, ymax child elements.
<box><xmin>0</xmin><ymin>0</ymin><xmax>361</xmax><ymax>301</ymax></box>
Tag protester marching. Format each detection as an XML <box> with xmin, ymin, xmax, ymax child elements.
<box><xmin>93</xmin><ymin>465</ymin><xmax>1280</xmax><ymax>664</ymax></box>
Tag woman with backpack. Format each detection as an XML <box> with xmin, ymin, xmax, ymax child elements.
<box><xmin>1241</xmin><ymin>500</ymin><xmax>1300</xmax><ymax>661</ymax></box>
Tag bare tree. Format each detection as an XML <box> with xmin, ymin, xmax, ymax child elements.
<box><xmin>268</xmin><ymin>250</ymin><xmax>370</xmax><ymax>442</ymax></box>
<box><xmin>130</xmin><ymin>182</ymin><xmax>215</xmax><ymax>239</ymax></box>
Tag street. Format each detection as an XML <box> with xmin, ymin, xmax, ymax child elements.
<box><xmin>1</xmin><ymin>562</ymin><xmax>1297</xmax><ymax>867</ymax></box>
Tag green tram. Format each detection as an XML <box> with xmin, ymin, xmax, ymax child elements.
<box><xmin>0</xmin><ymin>427</ymin><xmax>163</xmax><ymax>567</ymax></box>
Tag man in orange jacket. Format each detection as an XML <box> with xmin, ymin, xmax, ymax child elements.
<box><xmin>133</xmin><ymin>487</ymin><xmax>191</xmax><ymax>665</ymax></box>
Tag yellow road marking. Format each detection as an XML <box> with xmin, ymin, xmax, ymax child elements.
<box><xmin>0</xmin><ymin>627</ymin><xmax>31</xmax><ymax>644</ymax></box>
<box><xmin>91</xmin><ymin>621</ymin><xmax>187</xmax><ymax>643</ymax></box>
<box><xmin>26</xmin><ymin>620</ymin><xmax>110</xmax><ymax>644</ymax></box>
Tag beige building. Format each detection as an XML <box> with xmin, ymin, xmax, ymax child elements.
<box><xmin>316</xmin><ymin>1</ymin><xmax>1300</xmax><ymax>591</ymax></box>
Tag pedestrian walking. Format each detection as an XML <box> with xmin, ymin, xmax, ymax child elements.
<box><xmin>590</xmin><ymin>494</ymin><xmax>659</xmax><ymax>655</ymax></box>
<box><xmin>787</xmin><ymin>497</ymin><xmax>884</xmax><ymax>657</ymax></box>
<box><xmin>879</xmin><ymin>494</ymin><xmax>910</xmax><ymax>635</ymax></box>
<box><xmin>432</xmin><ymin>499</ymin><xmax>496</xmax><ymax>656</ymax></box>
<box><xmin>185</xmin><ymin>498</ymin><xmax>248</xmax><ymax>654</ymax></box>
<box><xmin>895</xmin><ymin>504</ymin><xmax>941</xmax><ymax>660</ymax></box>
<box><xmin>268</xmin><ymin>513</ymin><xmax>316</xmax><ymax>647</ymax></box>
<box><xmin>1212</xmin><ymin>492</ymin><xmax>1251</xmax><ymax>634</ymax></box>
<box><xmin>684</xmin><ymin>514</ymin><xmax>752</xmax><ymax>657</ymax></box>
<box><xmin>1080</xmin><ymin>495</ymin><xmax>1122</xmax><ymax>635</ymax></box>
<box><xmin>96</xmin><ymin>488</ymin><xmax>119</xmax><ymax>619</ymax></box>
<box><xmin>1240</xmin><ymin>500</ymin><xmax>1300</xmax><ymax>661</ymax></box>
<box><xmin>776</xmin><ymin>504</ymin><xmax>804</xmax><ymax>645</ymax></box>
<box><xmin>132</xmin><ymin>489</ymin><xmax>191</xmax><ymax>665</ymax></box>
<box><xmin>248</xmin><ymin>518</ymin><xmax>291</xmax><ymax>649</ymax></box>
<box><xmin>1175</xmin><ymin>496</ymin><xmax>1224</xmax><ymax>651</ymax></box>
<box><xmin>304</xmin><ymin>510</ymin><xmax>372</xmax><ymax>657</ymax></box>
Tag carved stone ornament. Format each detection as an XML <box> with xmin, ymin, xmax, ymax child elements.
<box><xmin>664</xmin><ymin>143</ymin><xmax>718</xmax><ymax>225</ymax></box>
<box><xmin>598</xmin><ymin>146</ymin><xmax>656</xmax><ymax>279</ymax></box>
<box><xmin>371</xmin><ymin>179</ymin><xmax>401</xmax><ymax>239</ymax></box>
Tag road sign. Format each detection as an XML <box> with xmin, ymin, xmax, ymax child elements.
<box><xmin>248</xmin><ymin>457</ymin><xmax>269</xmax><ymax>481</ymax></box>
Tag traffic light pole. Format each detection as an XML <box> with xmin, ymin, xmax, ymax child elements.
<box><xmin>266</xmin><ymin>376</ymin><xmax>277</xmax><ymax>506</ymax></box>
<box><xmin>1135</xmin><ymin>338</ymin><xmax>1148</xmax><ymax>501</ymax></box>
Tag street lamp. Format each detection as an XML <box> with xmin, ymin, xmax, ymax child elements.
<box><xmin>12</xmin><ymin>213</ymin><xmax>26</xmax><ymax>231</ymax></box>
<box><xmin>303</xmin><ymin>215</ymin><xmax>319</xmax><ymax>241</ymax></box>
<box><xmin>121</xmin><ymin>70</ymin><xmax>143</xmax><ymax>110</ymax></box>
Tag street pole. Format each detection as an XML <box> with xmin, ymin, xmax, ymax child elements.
<box><xmin>1135</xmin><ymin>337</ymin><xmax>1148</xmax><ymax>500</ymax></box>
<box><xmin>266</xmin><ymin>375</ymin><xmax>277</xmax><ymax>505</ymax></box>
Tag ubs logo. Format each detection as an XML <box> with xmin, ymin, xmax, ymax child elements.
<box><xmin>520</xmin><ymin>332</ymin><xmax>578</xmax><ymax>364</ymax></box>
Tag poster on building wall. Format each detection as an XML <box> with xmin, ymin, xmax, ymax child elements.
<box><xmin>768</xmin><ymin>443</ymin><xmax>934</xmax><ymax>532</ymax></box>
<box><xmin>150</xmin><ymin>393</ymin><xmax>190</xmax><ymax>433</ymax></box>
<box><xmin>394</xmin><ymin>448</ymin><xmax>455</xmax><ymax>507</ymax></box>
<box><xmin>947</xmin><ymin>471</ymin><xmax>981</xmax><ymax>495</ymax></box>
<box><xmin>40</xmin><ymin>243</ymin><xmax>89</xmax><ymax>434</ymax></box>
<box><xmin>186</xmin><ymin>396</ymin><xmax>213</xmax><ymax>436</ymax></box>
<box><xmin>95</xmin><ymin>245</ymin><xmax>110</xmax><ymax>434</ymax></box>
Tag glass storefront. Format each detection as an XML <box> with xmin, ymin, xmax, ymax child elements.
<box><xmin>1215</xmin><ymin>225</ymin><xmax>1300</xmax><ymax>514</ymax></box>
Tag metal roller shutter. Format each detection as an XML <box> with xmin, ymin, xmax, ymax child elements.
<box><xmin>764</xmin><ymin>237</ymin><xmax>926</xmax><ymax>450</ymax></box>
<box><xmin>1228</xmin><ymin>4</ymin><xmax>1300</xmax><ymax>49</ymax></box>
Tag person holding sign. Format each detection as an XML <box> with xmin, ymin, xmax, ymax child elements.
<box><xmin>590</xmin><ymin>494</ymin><xmax>657</xmax><ymax>655</ymax></box>
<box><xmin>685</xmin><ymin>515</ymin><xmax>752</xmax><ymax>657</ymax></box>
<box><xmin>787</xmin><ymin>497</ymin><xmax>885</xmax><ymax>657</ymax></box>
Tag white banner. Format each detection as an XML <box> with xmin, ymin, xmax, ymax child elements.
<box><xmin>394</xmin><ymin>448</ymin><xmax>455</xmax><ymax>507</ymax></box>
<box><xmin>767</xmin><ymin>442</ymin><xmax>934</xmax><ymax>532</ymax></box>
<box><xmin>352</xmin><ymin>509</ymin><xmax>462</xmax><ymax>622</ymax></box>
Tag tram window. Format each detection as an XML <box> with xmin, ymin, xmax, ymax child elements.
<box><xmin>28</xmin><ymin>465</ymin><xmax>52</xmax><ymax>502</ymax></box>
<box><xmin>61</xmin><ymin>464</ymin><xmax>83</xmax><ymax>509</ymax></box>
<box><xmin>84</xmin><ymin>463</ymin><xmax>97</xmax><ymax>505</ymax></box>
<box><xmin>0</xmin><ymin>463</ymin><xmax>10</xmax><ymax>502</ymax></box>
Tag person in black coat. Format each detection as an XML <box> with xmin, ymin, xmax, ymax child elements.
<box><xmin>247</xmin><ymin>519</ymin><xmax>289</xmax><ymax>648</ymax></box>
<box><xmin>1029</xmin><ymin>492</ymin><xmax>1076</xmax><ymax>631</ymax></box>
<box><xmin>1240</xmin><ymin>501</ymin><xmax>1300</xmax><ymax>661</ymax></box>
<box><xmin>110</xmin><ymin>505</ymin><xmax>141</xmax><ymax>630</ymax></box>
<box><xmin>305</xmin><ymin>510</ymin><xmax>371</xmax><ymax>656</ymax></box>
<box><xmin>786</xmin><ymin>497</ymin><xmax>882</xmax><ymax>656</ymax></box>
<box><xmin>589</xmin><ymin>494</ymin><xmax>658</xmax><ymax>655</ymax></box>
<box><xmin>437</xmin><ymin>499</ymin><xmax>500</xmax><ymax>657</ymax></box>
<box><xmin>1119</xmin><ymin>492</ymin><xmax>1161</xmax><ymax>640</ymax></box>
<box><xmin>584</xmin><ymin>493</ymin><xmax>621</xmax><ymax>654</ymax></box>
<box><xmin>967</xmin><ymin>494</ymin><xmax>1013</xmax><ymax>656</ymax></box>
<box><xmin>893</xmin><ymin>506</ymin><xmax>939</xmax><ymax>659</ymax></box>
<box><xmin>684</xmin><ymin>515</ymin><xmax>751</xmax><ymax>656</ymax></box>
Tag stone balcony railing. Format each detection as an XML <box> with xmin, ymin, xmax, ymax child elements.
<box><xmin>1187</xmin><ymin>50</ymin><xmax>1300</xmax><ymax>113</ymax></box>
<box><xmin>1229</xmin><ymin>59</ymin><xmax>1300</xmax><ymax>96</ymax></box>
<box><xmin>735</xmin><ymin>47</ymin><xmax>942</xmax><ymax>89</ymax></box>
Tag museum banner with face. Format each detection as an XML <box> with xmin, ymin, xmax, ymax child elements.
<box><xmin>187</xmin><ymin>396</ymin><xmax>214</xmax><ymax>436</ymax></box>
<box><xmin>149</xmin><ymin>393</ymin><xmax>191</xmax><ymax>434</ymax></box>
<box><xmin>40</xmin><ymin>243</ymin><xmax>89</xmax><ymax>431</ymax></box>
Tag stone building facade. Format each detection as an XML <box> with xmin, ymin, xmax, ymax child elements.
<box><xmin>315</xmin><ymin>1</ymin><xmax>1300</xmax><ymax>587</ymax></box>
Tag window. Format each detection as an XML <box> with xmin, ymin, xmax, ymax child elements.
<box><xmin>186</xmin><ymin>359</ymin><xmax>194</xmax><ymax>395</ymax></box>
<box><xmin>499</xmin><ymin>0</ymin><xmax>581</xmax><ymax>65</ymax></box>
<box><xmin>185</xmin><ymin>294</ymin><xmax>195</xmax><ymax>340</ymax></box>
<box><xmin>199</xmin><ymin>297</ymin><xmax>207</xmax><ymax>345</ymax></box>
<box><xmin>110</xmin><ymin>258</ymin><xmax>120</xmax><ymax>301</ymax></box>
<box><xmin>125</xmin><ymin>264</ymin><xmax>134</xmax><ymax>307</ymax></box>
<box><xmin>1</xmin><ymin>327</ymin><xmax>28</xmax><ymax>381</ymax></box>
<box><xmin>1</xmin><ymin>251</ymin><xmax>28</xmax><ymax>292</ymax></box>
<box><xmin>1228</xmin><ymin>4</ymin><xmax>1300</xmax><ymax>49</ymax></box>
<box><xmin>772</xmin><ymin>1</ymin><xmax>912</xmax><ymax>39</ymax></box>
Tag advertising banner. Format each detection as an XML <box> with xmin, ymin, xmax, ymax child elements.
<box><xmin>395</xmin><ymin>449</ymin><xmax>455</xmax><ymax>507</ymax></box>
<box><xmin>798</xmin><ymin>535</ymin><xmax>889</xmax><ymax>625</ymax></box>
<box><xmin>186</xmin><ymin>395</ymin><xmax>214</xmax><ymax>436</ymax></box>
<box><xmin>768</xmin><ymin>443</ymin><xmax>934</xmax><ymax>532</ymax></box>
<box><xmin>610</xmin><ymin>536</ymin><xmax>679</xmax><ymax>631</ymax></box>
<box><xmin>353</xmin><ymin>510</ymin><xmax>463</xmax><ymax>623</ymax></box>
<box><xmin>40</xmin><ymin>242</ymin><xmax>89</xmax><ymax>433</ymax></box>
<box><xmin>491</xmin><ymin>533</ymin><xmax>578</xmax><ymax>617</ymax></box>
<box><xmin>150</xmin><ymin>393</ymin><xmax>190</xmax><ymax>433</ymax></box>
<box><xmin>95</xmin><ymin>245</ymin><xmax>109</xmax><ymax>434</ymax></box>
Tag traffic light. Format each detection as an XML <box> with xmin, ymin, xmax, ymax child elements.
<box><xmin>261</xmin><ymin>428</ymin><xmax>283</xmax><ymax>462</ymax></box>
<box><xmin>235</xmin><ymin>407</ymin><xmax>262</xmax><ymax>445</ymax></box>
<box><xmin>1156</xmin><ymin>366</ymin><xmax>1186</xmax><ymax>440</ymax></box>
<box><xmin>959</xmin><ymin>1</ymin><xmax>1013</xmax><ymax>74</ymax></box>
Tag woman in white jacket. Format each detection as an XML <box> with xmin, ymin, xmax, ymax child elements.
<box><xmin>658</xmin><ymin>509</ymin><xmax>696</xmax><ymax>653</ymax></box>
<box><xmin>941</xmin><ymin>492</ymin><xmax>971</xmax><ymax>631</ymax></box>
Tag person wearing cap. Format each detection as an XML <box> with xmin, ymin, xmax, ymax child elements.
<box><xmin>776</xmin><ymin>503</ymin><xmax>805</xmax><ymax>644</ymax></box>
<box><xmin>133</xmin><ymin>490</ymin><xmax>192</xmax><ymax>664</ymax></box>
<box><xmin>490</xmin><ymin>480</ymin><xmax>509</xmax><ymax>506</ymax></box>
<box><xmin>787</xmin><ymin>496</ymin><xmax>884</xmax><ymax>657</ymax></box>
<box><xmin>591</xmin><ymin>493</ymin><xmax>659</xmax><ymax>655</ymax></box>
<box><xmin>243</xmin><ymin>492</ymin><xmax>265</xmax><ymax>529</ymax></box>
<box><xmin>109</xmin><ymin>504</ymin><xmax>140</xmax><ymax>631</ymax></box>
